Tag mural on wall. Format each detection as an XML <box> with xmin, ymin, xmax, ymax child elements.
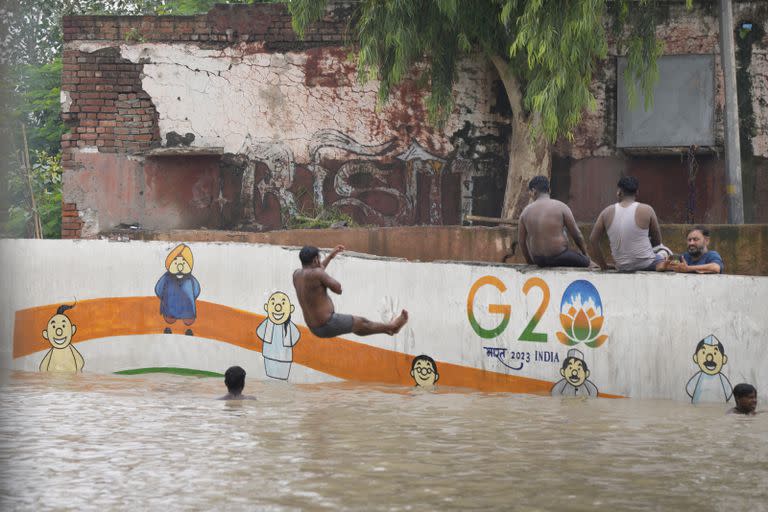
<box><xmin>410</xmin><ymin>355</ymin><xmax>439</xmax><ymax>387</ymax></box>
<box><xmin>685</xmin><ymin>334</ymin><xmax>733</xmax><ymax>403</ymax></box>
<box><xmin>154</xmin><ymin>243</ymin><xmax>201</xmax><ymax>335</ymax></box>
<box><xmin>256</xmin><ymin>291</ymin><xmax>301</xmax><ymax>380</ymax></box>
<box><xmin>556</xmin><ymin>280</ymin><xmax>608</xmax><ymax>348</ymax></box>
<box><xmin>39</xmin><ymin>304</ymin><xmax>84</xmax><ymax>373</ymax></box>
<box><xmin>551</xmin><ymin>348</ymin><xmax>599</xmax><ymax>397</ymax></box>
<box><xmin>240</xmin><ymin>129</ymin><xmax>487</xmax><ymax>229</ymax></box>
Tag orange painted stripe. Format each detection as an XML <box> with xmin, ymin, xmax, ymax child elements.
<box><xmin>13</xmin><ymin>297</ymin><xmax>623</xmax><ymax>397</ymax></box>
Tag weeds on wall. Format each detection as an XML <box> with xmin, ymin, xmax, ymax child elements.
<box><xmin>283</xmin><ymin>205</ymin><xmax>357</xmax><ymax>230</ymax></box>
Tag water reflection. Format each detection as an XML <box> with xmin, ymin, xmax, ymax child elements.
<box><xmin>0</xmin><ymin>370</ymin><xmax>765</xmax><ymax>511</ymax></box>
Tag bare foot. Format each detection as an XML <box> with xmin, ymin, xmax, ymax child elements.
<box><xmin>389</xmin><ymin>309</ymin><xmax>409</xmax><ymax>335</ymax></box>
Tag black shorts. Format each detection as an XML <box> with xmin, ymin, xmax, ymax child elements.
<box><xmin>533</xmin><ymin>249</ymin><xmax>590</xmax><ymax>268</ymax></box>
<box><xmin>309</xmin><ymin>313</ymin><xmax>355</xmax><ymax>338</ymax></box>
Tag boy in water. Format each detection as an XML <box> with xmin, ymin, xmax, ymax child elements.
<box><xmin>728</xmin><ymin>383</ymin><xmax>758</xmax><ymax>415</ymax></box>
<box><xmin>219</xmin><ymin>366</ymin><xmax>253</xmax><ymax>400</ymax></box>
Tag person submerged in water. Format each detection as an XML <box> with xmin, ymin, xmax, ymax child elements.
<box><xmin>292</xmin><ymin>245</ymin><xmax>408</xmax><ymax>338</ymax></box>
<box><xmin>219</xmin><ymin>366</ymin><xmax>254</xmax><ymax>400</ymax></box>
<box><xmin>728</xmin><ymin>383</ymin><xmax>759</xmax><ymax>415</ymax></box>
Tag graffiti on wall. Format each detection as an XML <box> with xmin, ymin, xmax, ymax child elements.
<box><xmin>256</xmin><ymin>291</ymin><xmax>301</xmax><ymax>380</ymax></box>
<box><xmin>238</xmin><ymin>129</ymin><xmax>492</xmax><ymax>229</ymax></box>
<box><xmin>685</xmin><ymin>334</ymin><xmax>733</xmax><ymax>403</ymax></box>
<box><xmin>155</xmin><ymin>243</ymin><xmax>201</xmax><ymax>335</ymax></box>
<box><xmin>39</xmin><ymin>304</ymin><xmax>84</xmax><ymax>372</ymax></box>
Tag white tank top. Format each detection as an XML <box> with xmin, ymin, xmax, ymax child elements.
<box><xmin>606</xmin><ymin>203</ymin><xmax>655</xmax><ymax>271</ymax></box>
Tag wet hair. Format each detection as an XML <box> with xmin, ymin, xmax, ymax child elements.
<box><xmin>688</xmin><ymin>225</ymin><xmax>710</xmax><ymax>237</ymax></box>
<box><xmin>528</xmin><ymin>175</ymin><xmax>550</xmax><ymax>193</ymax></box>
<box><xmin>560</xmin><ymin>356</ymin><xmax>588</xmax><ymax>373</ymax></box>
<box><xmin>56</xmin><ymin>304</ymin><xmax>75</xmax><ymax>316</ymax></box>
<box><xmin>411</xmin><ymin>354</ymin><xmax>437</xmax><ymax>372</ymax></box>
<box><xmin>694</xmin><ymin>337</ymin><xmax>725</xmax><ymax>355</ymax></box>
<box><xmin>299</xmin><ymin>246</ymin><xmax>320</xmax><ymax>266</ymax></box>
<box><xmin>224</xmin><ymin>366</ymin><xmax>246</xmax><ymax>393</ymax></box>
<box><xmin>733</xmin><ymin>383</ymin><xmax>757</xmax><ymax>399</ymax></box>
<box><xmin>617</xmin><ymin>176</ymin><xmax>639</xmax><ymax>195</ymax></box>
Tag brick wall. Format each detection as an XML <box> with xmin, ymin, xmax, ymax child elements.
<box><xmin>62</xmin><ymin>3</ymin><xmax>345</xmax><ymax>46</ymax></box>
<box><xmin>60</xmin><ymin>3</ymin><xmax>350</xmax><ymax>238</ymax></box>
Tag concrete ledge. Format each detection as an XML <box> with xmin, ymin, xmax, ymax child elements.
<box><xmin>120</xmin><ymin>224</ymin><xmax>768</xmax><ymax>276</ymax></box>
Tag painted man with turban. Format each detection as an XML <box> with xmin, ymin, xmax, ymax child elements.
<box><xmin>154</xmin><ymin>243</ymin><xmax>201</xmax><ymax>335</ymax></box>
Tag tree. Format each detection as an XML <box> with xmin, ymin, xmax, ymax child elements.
<box><xmin>289</xmin><ymin>0</ymin><xmax>692</xmax><ymax>220</ymax></box>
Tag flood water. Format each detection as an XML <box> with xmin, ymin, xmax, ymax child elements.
<box><xmin>0</xmin><ymin>371</ymin><xmax>765</xmax><ymax>511</ymax></box>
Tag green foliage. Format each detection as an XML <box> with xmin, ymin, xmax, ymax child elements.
<box><xmin>289</xmin><ymin>0</ymin><xmax>694</xmax><ymax>142</ymax></box>
<box><xmin>283</xmin><ymin>205</ymin><xmax>357</xmax><ymax>230</ymax></box>
<box><xmin>4</xmin><ymin>151</ymin><xmax>62</xmax><ymax>238</ymax></box>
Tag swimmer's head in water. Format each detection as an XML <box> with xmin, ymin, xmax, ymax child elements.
<box><xmin>560</xmin><ymin>356</ymin><xmax>589</xmax><ymax>387</ymax></box>
<box><xmin>617</xmin><ymin>176</ymin><xmax>639</xmax><ymax>198</ymax></box>
<box><xmin>299</xmin><ymin>246</ymin><xmax>320</xmax><ymax>267</ymax></box>
<box><xmin>733</xmin><ymin>383</ymin><xmax>757</xmax><ymax>414</ymax></box>
<box><xmin>225</xmin><ymin>366</ymin><xmax>246</xmax><ymax>394</ymax></box>
<box><xmin>528</xmin><ymin>175</ymin><xmax>550</xmax><ymax>194</ymax></box>
<box><xmin>693</xmin><ymin>336</ymin><xmax>727</xmax><ymax>376</ymax></box>
<box><xmin>264</xmin><ymin>291</ymin><xmax>295</xmax><ymax>325</ymax></box>
<box><xmin>411</xmin><ymin>355</ymin><xmax>439</xmax><ymax>387</ymax></box>
<box><xmin>42</xmin><ymin>305</ymin><xmax>77</xmax><ymax>349</ymax></box>
<box><xmin>165</xmin><ymin>244</ymin><xmax>194</xmax><ymax>276</ymax></box>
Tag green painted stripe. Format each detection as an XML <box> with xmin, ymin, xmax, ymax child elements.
<box><xmin>114</xmin><ymin>367</ymin><xmax>224</xmax><ymax>378</ymax></box>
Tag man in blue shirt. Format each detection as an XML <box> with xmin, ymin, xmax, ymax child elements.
<box><xmin>667</xmin><ymin>226</ymin><xmax>724</xmax><ymax>274</ymax></box>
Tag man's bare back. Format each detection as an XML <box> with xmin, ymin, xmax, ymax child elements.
<box><xmin>518</xmin><ymin>185</ymin><xmax>590</xmax><ymax>268</ymax></box>
<box><xmin>293</xmin><ymin>245</ymin><xmax>408</xmax><ymax>338</ymax></box>
<box><xmin>520</xmin><ymin>198</ymin><xmax>576</xmax><ymax>257</ymax></box>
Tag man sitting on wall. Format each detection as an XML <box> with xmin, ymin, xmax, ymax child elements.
<box><xmin>517</xmin><ymin>175</ymin><xmax>591</xmax><ymax>268</ymax></box>
<box><xmin>660</xmin><ymin>225</ymin><xmax>725</xmax><ymax>274</ymax></box>
<box><xmin>589</xmin><ymin>176</ymin><xmax>664</xmax><ymax>271</ymax></box>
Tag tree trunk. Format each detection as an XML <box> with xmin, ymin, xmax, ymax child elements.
<box><xmin>490</xmin><ymin>56</ymin><xmax>552</xmax><ymax>221</ymax></box>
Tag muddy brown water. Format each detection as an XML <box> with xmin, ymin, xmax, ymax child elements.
<box><xmin>0</xmin><ymin>371</ymin><xmax>765</xmax><ymax>511</ymax></box>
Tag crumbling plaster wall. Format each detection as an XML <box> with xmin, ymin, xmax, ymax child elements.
<box><xmin>60</xmin><ymin>4</ymin><xmax>512</xmax><ymax>238</ymax></box>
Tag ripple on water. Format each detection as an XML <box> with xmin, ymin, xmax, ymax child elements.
<box><xmin>0</xmin><ymin>370</ymin><xmax>766</xmax><ymax>511</ymax></box>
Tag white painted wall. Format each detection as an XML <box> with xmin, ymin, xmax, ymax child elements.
<box><xmin>1</xmin><ymin>239</ymin><xmax>766</xmax><ymax>403</ymax></box>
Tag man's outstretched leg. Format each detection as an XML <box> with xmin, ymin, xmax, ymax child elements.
<box><xmin>352</xmin><ymin>310</ymin><xmax>408</xmax><ymax>336</ymax></box>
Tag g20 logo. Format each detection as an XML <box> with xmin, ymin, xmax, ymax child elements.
<box><xmin>466</xmin><ymin>276</ymin><xmax>608</xmax><ymax>347</ymax></box>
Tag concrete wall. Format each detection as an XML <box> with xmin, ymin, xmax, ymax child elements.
<box><xmin>2</xmin><ymin>239</ymin><xmax>766</xmax><ymax>403</ymax></box>
<box><xmin>130</xmin><ymin>224</ymin><xmax>768</xmax><ymax>277</ymax></box>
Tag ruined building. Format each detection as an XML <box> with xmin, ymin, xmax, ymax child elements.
<box><xmin>60</xmin><ymin>2</ymin><xmax>768</xmax><ymax>238</ymax></box>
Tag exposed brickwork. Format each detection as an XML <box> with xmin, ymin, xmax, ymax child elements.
<box><xmin>61</xmin><ymin>3</ymin><xmax>345</xmax><ymax>47</ymax></box>
<box><xmin>61</xmin><ymin>202</ymin><xmax>83</xmax><ymax>239</ymax></box>
<box><xmin>60</xmin><ymin>47</ymin><xmax>160</xmax><ymax>159</ymax></box>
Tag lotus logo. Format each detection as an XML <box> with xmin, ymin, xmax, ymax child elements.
<box><xmin>555</xmin><ymin>280</ymin><xmax>608</xmax><ymax>348</ymax></box>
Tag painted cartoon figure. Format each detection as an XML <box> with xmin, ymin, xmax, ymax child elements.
<box><xmin>411</xmin><ymin>355</ymin><xmax>439</xmax><ymax>387</ymax></box>
<box><xmin>154</xmin><ymin>243</ymin><xmax>201</xmax><ymax>335</ymax></box>
<box><xmin>551</xmin><ymin>348</ymin><xmax>598</xmax><ymax>397</ymax></box>
<box><xmin>39</xmin><ymin>304</ymin><xmax>84</xmax><ymax>372</ymax></box>
<box><xmin>256</xmin><ymin>291</ymin><xmax>301</xmax><ymax>380</ymax></box>
<box><xmin>686</xmin><ymin>334</ymin><xmax>733</xmax><ymax>403</ymax></box>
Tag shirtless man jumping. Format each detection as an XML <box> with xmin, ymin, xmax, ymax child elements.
<box><xmin>293</xmin><ymin>245</ymin><xmax>408</xmax><ymax>338</ymax></box>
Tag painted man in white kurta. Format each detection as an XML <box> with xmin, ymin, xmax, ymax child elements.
<box><xmin>256</xmin><ymin>292</ymin><xmax>301</xmax><ymax>380</ymax></box>
<box><xmin>686</xmin><ymin>334</ymin><xmax>732</xmax><ymax>403</ymax></box>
